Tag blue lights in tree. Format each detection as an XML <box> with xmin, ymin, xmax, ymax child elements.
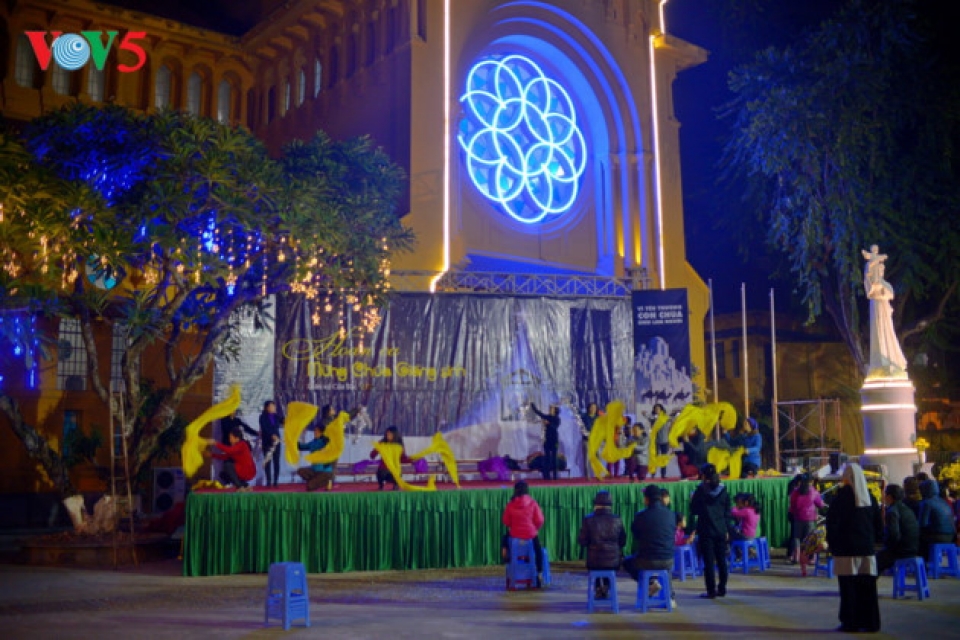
<box><xmin>458</xmin><ymin>53</ymin><xmax>587</xmax><ymax>224</ymax></box>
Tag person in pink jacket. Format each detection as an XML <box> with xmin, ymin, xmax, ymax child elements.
<box><xmin>501</xmin><ymin>481</ymin><xmax>546</xmax><ymax>586</ymax></box>
<box><xmin>789</xmin><ymin>474</ymin><xmax>826</xmax><ymax>572</ymax></box>
<box><xmin>731</xmin><ymin>493</ymin><xmax>761</xmax><ymax>540</ymax></box>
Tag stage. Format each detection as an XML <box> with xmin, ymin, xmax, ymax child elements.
<box><xmin>182</xmin><ymin>476</ymin><xmax>792</xmax><ymax>577</ymax></box>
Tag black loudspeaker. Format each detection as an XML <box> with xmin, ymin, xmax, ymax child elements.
<box><xmin>153</xmin><ymin>467</ymin><xmax>186</xmax><ymax>513</ymax></box>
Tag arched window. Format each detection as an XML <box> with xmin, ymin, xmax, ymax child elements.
<box><xmin>155</xmin><ymin>65</ymin><xmax>172</xmax><ymax>109</ymax></box>
<box><xmin>313</xmin><ymin>59</ymin><xmax>322</xmax><ymax>97</ymax></box>
<box><xmin>186</xmin><ymin>72</ymin><xmax>202</xmax><ymax>115</ymax></box>
<box><xmin>283</xmin><ymin>79</ymin><xmax>291</xmax><ymax>113</ymax></box>
<box><xmin>297</xmin><ymin>68</ymin><xmax>306</xmax><ymax>106</ymax></box>
<box><xmin>87</xmin><ymin>67</ymin><xmax>105</xmax><ymax>101</ymax></box>
<box><xmin>328</xmin><ymin>46</ymin><xmax>339</xmax><ymax>87</ymax></box>
<box><xmin>52</xmin><ymin>65</ymin><xmax>74</xmax><ymax>95</ymax></box>
<box><xmin>217</xmin><ymin>79</ymin><xmax>233</xmax><ymax>124</ymax></box>
<box><xmin>267</xmin><ymin>86</ymin><xmax>276</xmax><ymax>122</ymax></box>
<box><xmin>15</xmin><ymin>34</ymin><xmax>38</xmax><ymax>88</ymax></box>
<box><xmin>366</xmin><ymin>22</ymin><xmax>377</xmax><ymax>65</ymax></box>
<box><xmin>347</xmin><ymin>31</ymin><xmax>358</xmax><ymax>77</ymax></box>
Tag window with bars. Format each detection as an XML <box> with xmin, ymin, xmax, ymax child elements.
<box><xmin>155</xmin><ymin>65</ymin><xmax>172</xmax><ymax>109</ymax></box>
<box><xmin>57</xmin><ymin>318</ymin><xmax>88</xmax><ymax>391</ymax></box>
<box><xmin>297</xmin><ymin>69</ymin><xmax>306</xmax><ymax>106</ymax></box>
<box><xmin>313</xmin><ymin>59</ymin><xmax>322</xmax><ymax>97</ymax></box>
<box><xmin>110</xmin><ymin>324</ymin><xmax>128</xmax><ymax>392</ymax></box>
<box><xmin>52</xmin><ymin>66</ymin><xmax>74</xmax><ymax>95</ymax></box>
<box><xmin>87</xmin><ymin>67</ymin><xmax>105</xmax><ymax>101</ymax></box>
<box><xmin>15</xmin><ymin>35</ymin><xmax>38</xmax><ymax>88</ymax></box>
<box><xmin>187</xmin><ymin>72</ymin><xmax>202</xmax><ymax>115</ymax></box>
<box><xmin>283</xmin><ymin>80</ymin><xmax>291</xmax><ymax>113</ymax></box>
<box><xmin>217</xmin><ymin>79</ymin><xmax>232</xmax><ymax>123</ymax></box>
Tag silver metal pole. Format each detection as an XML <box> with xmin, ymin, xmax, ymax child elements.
<box><xmin>709</xmin><ymin>278</ymin><xmax>718</xmax><ymax>405</ymax></box>
<box><xmin>741</xmin><ymin>283</ymin><xmax>749</xmax><ymax>418</ymax></box>
<box><xmin>771</xmin><ymin>288</ymin><xmax>780</xmax><ymax>471</ymax></box>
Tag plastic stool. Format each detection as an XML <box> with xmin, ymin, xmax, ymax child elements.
<box><xmin>541</xmin><ymin>548</ymin><xmax>552</xmax><ymax>586</ymax></box>
<box><xmin>587</xmin><ymin>570</ymin><xmax>619</xmax><ymax>613</ymax></box>
<box><xmin>892</xmin><ymin>557</ymin><xmax>930</xmax><ymax>600</ymax></box>
<box><xmin>928</xmin><ymin>544</ymin><xmax>960</xmax><ymax>579</ymax></box>
<box><xmin>813</xmin><ymin>552</ymin><xmax>834</xmax><ymax>578</ymax></box>
<box><xmin>264</xmin><ymin>561</ymin><xmax>310</xmax><ymax>630</ymax></box>
<box><xmin>729</xmin><ymin>539</ymin><xmax>764</xmax><ymax>574</ymax></box>
<box><xmin>505</xmin><ymin>538</ymin><xmax>539</xmax><ymax>590</ymax></box>
<box><xmin>756</xmin><ymin>537</ymin><xmax>772</xmax><ymax>569</ymax></box>
<box><xmin>673</xmin><ymin>544</ymin><xmax>699</xmax><ymax>581</ymax></box>
<box><xmin>636</xmin><ymin>569</ymin><xmax>673</xmax><ymax>613</ymax></box>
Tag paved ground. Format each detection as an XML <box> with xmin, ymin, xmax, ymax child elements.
<box><xmin>1</xmin><ymin>557</ymin><xmax>958</xmax><ymax>639</ymax></box>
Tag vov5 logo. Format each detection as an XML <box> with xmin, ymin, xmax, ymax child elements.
<box><xmin>25</xmin><ymin>31</ymin><xmax>148</xmax><ymax>72</ymax></box>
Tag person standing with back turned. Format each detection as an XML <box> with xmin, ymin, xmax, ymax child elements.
<box><xmin>686</xmin><ymin>463</ymin><xmax>731</xmax><ymax>599</ymax></box>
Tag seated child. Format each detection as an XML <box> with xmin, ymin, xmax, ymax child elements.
<box><xmin>296</xmin><ymin>422</ymin><xmax>335</xmax><ymax>491</ymax></box>
<box><xmin>675</xmin><ymin>512</ymin><xmax>695</xmax><ymax>546</ymax></box>
<box><xmin>731</xmin><ymin>493</ymin><xmax>761</xmax><ymax>547</ymax></box>
<box><xmin>208</xmin><ymin>427</ymin><xmax>256</xmax><ymax>491</ymax></box>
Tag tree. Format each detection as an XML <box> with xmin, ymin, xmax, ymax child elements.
<box><xmin>719</xmin><ymin>0</ymin><xmax>960</xmax><ymax>375</ymax></box>
<box><xmin>0</xmin><ymin>103</ymin><xmax>412</xmax><ymax>496</ymax></box>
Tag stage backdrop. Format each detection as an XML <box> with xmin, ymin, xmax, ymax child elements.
<box><xmin>275</xmin><ymin>293</ymin><xmax>635</xmax><ymax>475</ymax></box>
<box><xmin>632</xmin><ymin>289</ymin><xmax>693</xmax><ymax>420</ymax></box>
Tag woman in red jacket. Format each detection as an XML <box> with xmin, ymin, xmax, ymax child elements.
<box><xmin>209</xmin><ymin>428</ymin><xmax>256</xmax><ymax>491</ymax></box>
<box><xmin>501</xmin><ymin>481</ymin><xmax>545</xmax><ymax>585</ymax></box>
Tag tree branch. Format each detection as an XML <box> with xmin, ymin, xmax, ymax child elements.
<box><xmin>900</xmin><ymin>281</ymin><xmax>958</xmax><ymax>343</ymax></box>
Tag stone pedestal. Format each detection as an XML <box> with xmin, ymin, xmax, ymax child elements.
<box><xmin>860</xmin><ymin>378</ymin><xmax>917</xmax><ymax>484</ymax></box>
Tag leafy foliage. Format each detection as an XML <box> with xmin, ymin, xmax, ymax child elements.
<box><xmin>0</xmin><ymin>103</ymin><xmax>412</xmax><ymax>490</ymax></box>
<box><xmin>719</xmin><ymin>0</ymin><xmax>960</xmax><ymax>372</ymax></box>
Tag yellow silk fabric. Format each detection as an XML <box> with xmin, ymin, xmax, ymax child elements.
<box><xmin>373</xmin><ymin>442</ymin><xmax>437</xmax><ymax>492</ymax></box>
<box><xmin>587</xmin><ymin>400</ymin><xmax>637</xmax><ymax>479</ymax></box>
<box><xmin>647</xmin><ymin>411</ymin><xmax>671</xmax><ymax>475</ymax></box>
<box><xmin>668</xmin><ymin>402</ymin><xmax>739</xmax><ymax>447</ymax></box>
<box><xmin>304</xmin><ymin>411</ymin><xmax>349</xmax><ymax>465</ymax></box>
<box><xmin>707</xmin><ymin>446</ymin><xmax>745</xmax><ymax>478</ymax></box>
<box><xmin>181</xmin><ymin>385</ymin><xmax>241</xmax><ymax>479</ymax></box>
<box><xmin>409</xmin><ymin>431</ymin><xmax>460</xmax><ymax>487</ymax></box>
<box><xmin>284</xmin><ymin>402</ymin><xmax>320</xmax><ymax>466</ymax></box>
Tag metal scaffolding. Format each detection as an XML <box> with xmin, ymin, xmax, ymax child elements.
<box><xmin>776</xmin><ymin>398</ymin><xmax>843</xmax><ymax>472</ymax></box>
<box><xmin>389</xmin><ymin>270</ymin><xmax>639</xmax><ymax>298</ymax></box>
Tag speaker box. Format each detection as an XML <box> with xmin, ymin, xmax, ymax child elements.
<box><xmin>153</xmin><ymin>467</ymin><xmax>186</xmax><ymax>513</ymax></box>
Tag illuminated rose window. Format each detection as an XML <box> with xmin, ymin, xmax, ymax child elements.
<box><xmin>458</xmin><ymin>54</ymin><xmax>587</xmax><ymax>224</ymax></box>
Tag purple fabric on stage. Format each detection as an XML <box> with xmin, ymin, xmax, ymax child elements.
<box><xmin>477</xmin><ymin>456</ymin><xmax>510</xmax><ymax>481</ymax></box>
<box><xmin>412</xmin><ymin>458</ymin><xmax>429</xmax><ymax>474</ymax></box>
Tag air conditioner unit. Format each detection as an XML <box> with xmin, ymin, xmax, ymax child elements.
<box><xmin>153</xmin><ymin>467</ymin><xmax>186</xmax><ymax>513</ymax></box>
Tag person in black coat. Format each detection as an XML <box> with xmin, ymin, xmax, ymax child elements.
<box><xmin>826</xmin><ymin>463</ymin><xmax>883</xmax><ymax>634</ymax></box>
<box><xmin>531</xmin><ymin>403</ymin><xmax>561</xmax><ymax>481</ymax></box>
<box><xmin>686</xmin><ymin>463</ymin><xmax>731</xmax><ymax>599</ymax></box>
<box><xmin>877</xmin><ymin>484</ymin><xmax>920</xmax><ymax>574</ymax></box>
<box><xmin>624</xmin><ymin>484</ymin><xmax>677</xmax><ymax>604</ymax></box>
<box><xmin>219</xmin><ymin>410</ymin><xmax>258</xmax><ymax>446</ymax></box>
<box><xmin>577</xmin><ymin>490</ymin><xmax>626</xmax><ymax>599</ymax></box>
<box><xmin>259</xmin><ymin>400</ymin><xmax>283</xmax><ymax>487</ymax></box>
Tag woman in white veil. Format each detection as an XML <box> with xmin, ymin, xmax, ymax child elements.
<box><xmin>825</xmin><ymin>463</ymin><xmax>883</xmax><ymax>633</ymax></box>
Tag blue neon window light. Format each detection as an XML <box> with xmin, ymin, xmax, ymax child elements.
<box><xmin>458</xmin><ymin>54</ymin><xmax>587</xmax><ymax>224</ymax></box>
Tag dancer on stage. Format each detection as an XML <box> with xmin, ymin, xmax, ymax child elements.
<box><xmin>260</xmin><ymin>400</ymin><xmax>283</xmax><ymax>487</ymax></box>
<box><xmin>296</xmin><ymin>421</ymin><xmax>336</xmax><ymax>491</ymax></box>
<box><xmin>531</xmin><ymin>403</ymin><xmax>561</xmax><ymax>481</ymax></box>
<box><xmin>208</xmin><ymin>427</ymin><xmax>256</xmax><ymax>491</ymax></box>
<box><xmin>580</xmin><ymin>403</ymin><xmax>599</xmax><ymax>479</ymax></box>
<box><xmin>218</xmin><ymin>410</ymin><xmax>258</xmax><ymax>445</ymax></box>
<box><xmin>652</xmin><ymin>404</ymin><xmax>672</xmax><ymax>479</ymax></box>
<box><xmin>370</xmin><ymin>426</ymin><xmax>409</xmax><ymax>490</ymax></box>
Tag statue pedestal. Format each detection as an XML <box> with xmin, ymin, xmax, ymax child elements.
<box><xmin>860</xmin><ymin>378</ymin><xmax>917</xmax><ymax>484</ymax></box>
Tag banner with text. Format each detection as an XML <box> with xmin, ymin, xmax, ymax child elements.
<box><xmin>632</xmin><ymin>289</ymin><xmax>692</xmax><ymax>418</ymax></box>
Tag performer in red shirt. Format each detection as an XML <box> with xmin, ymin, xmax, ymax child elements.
<box><xmin>209</xmin><ymin>428</ymin><xmax>256</xmax><ymax>491</ymax></box>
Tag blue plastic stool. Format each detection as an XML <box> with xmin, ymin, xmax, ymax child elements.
<box><xmin>673</xmin><ymin>544</ymin><xmax>699</xmax><ymax>581</ymax></box>
<box><xmin>813</xmin><ymin>552</ymin><xmax>834</xmax><ymax>578</ymax></box>
<box><xmin>928</xmin><ymin>544</ymin><xmax>960</xmax><ymax>579</ymax></box>
<box><xmin>892</xmin><ymin>557</ymin><xmax>930</xmax><ymax>600</ymax></box>
<box><xmin>264</xmin><ymin>561</ymin><xmax>310</xmax><ymax>630</ymax></box>
<box><xmin>636</xmin><ymin>569</ymin><xmax>673</xmax><ymax>613</ymax></box>
<box><xmin>729</xmin><ymin>539</ymin><xmax>765</xmax><ymax>574</ymax></box>
<box><xmin>587</xmin><ymin>570</ymin><xmax>619</xmax><ymax>613</ymax></box>
<box><xmin>506</xmin><ymin>538</ymin><xmax>541</xmax><ymax>590</ymax></box>
<box><xmin>541</xmin><ymin>548</ymin><xmax>552</xmax><ymax>585</ymax></box>
<box><xmin>756</xmin><ymin>537</ymin><xmax>772</xmax><ymax>569</ymax></box>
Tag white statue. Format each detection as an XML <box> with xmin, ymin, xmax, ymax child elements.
<box><xmin>862</xmin><ymin>245</ymin><xmax>907</xmax><ymax>378</ymax></box>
